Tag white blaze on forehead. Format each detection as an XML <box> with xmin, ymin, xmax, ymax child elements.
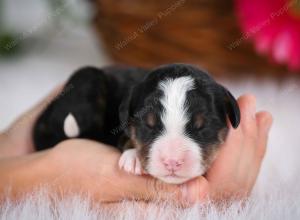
<box><xmin>147</xmin><ymin>76</ymin><xmax>204</xmax><ymax>184</ymax></box>
<box><xmin>159</xmin><ymin>76</ymin><xmax>195</xmax><ymax>135</ymax></box>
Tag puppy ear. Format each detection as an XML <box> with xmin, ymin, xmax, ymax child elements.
<box><xmin>221</xmin><ymin>87</ymin><xmax>240</xmax><ymax>129</ymax></box>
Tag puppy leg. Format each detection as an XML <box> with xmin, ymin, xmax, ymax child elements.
<box><xmin>119</xmin><ymin>149</ymin><xmax>143</xmax><ymax>175</ymax></box>
<box><xmin>34</xmin><ymin>67</ymin><xmax>110</xmax><ymax>150</ymax></box>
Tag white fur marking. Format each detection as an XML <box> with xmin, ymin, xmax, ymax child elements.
<box><xmin>119</xmin><ymin>149</ymin><xmax>142</xmax><ymax>175</ymax></box>
<box><xmin>145</xmin><ymin>76</ymin><xmax>205</xmax><ymax>184</ymax></box>
<box><xmin>159</xmin><ymin>76</ymin><xmax>195</xmax><ymax>135</ymax></box>
<box><xmin>63</xmin><ymin>113</ymin><xmax>80</xmax><ymax>138</ymax></box>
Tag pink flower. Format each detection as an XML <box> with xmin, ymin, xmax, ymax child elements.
<box><xmin>235</xmin><ymin>0</ymin><xmax>300</xmax><ymax>71</ymax></box>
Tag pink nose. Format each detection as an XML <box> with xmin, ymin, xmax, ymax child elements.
<box><xmin>163</xmin><ymin>159</ymin><xmax>184</xmax><ymax>172</ymax></box>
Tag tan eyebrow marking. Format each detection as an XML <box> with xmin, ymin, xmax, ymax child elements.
<box><xmin>194</xmin><ymin>113</ymin><xmax>204</xmax><ymax>129</ymax></box>
<box><xmin>146</xmin><ymin>112</ymin><xmax>156</xmax><ymax>128</ymax></box>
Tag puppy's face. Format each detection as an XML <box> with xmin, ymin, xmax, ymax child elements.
<box><xmin>120</xmin><ymin>64</ymin><xmax>240</xmax><ymax>184</ymax></box>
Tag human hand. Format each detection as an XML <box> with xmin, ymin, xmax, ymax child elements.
<box><xmin>0</xmin><ymin>85</ymin><xmax>63</xmax><ymax>157</ymax></box>
<box><xmin>150</xmin><ymin>94</ymin><xmax>272</xmax><ymax>203</ymax></box>
<box><xmin>205</xmin><ymin>94</ymin><xmax>273</xmax><ymax>201</ymax></box>
<box><xmin>42</xmin><ymin>94</ymin><xmax>273</xmax><ymax>204</ymax></box>
<box><xmin>1</xmin><ymin>84</ymin><xmax>199</xmax><ymax>204</ymax></box>
<box><xmin>0</xmin><ymin>89</ymin><xmax>272</xmax><ymax>204</ymax></box>
<box><xmin>43</xmin><ymin>139</ymin><xmax>209</xmax><ymax>204</ymax></box>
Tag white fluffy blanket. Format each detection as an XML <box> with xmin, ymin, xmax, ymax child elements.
<box><xmin>1</xmin><ymin>78</ymin><xmax>300</xmax><ymax>220</ymax></box>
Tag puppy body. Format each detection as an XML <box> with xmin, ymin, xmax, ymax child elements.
<box><xmin>34</xmin><ymin>64</ymin><xmax>240</xmax><ymax>184</ymax></box>
<box><xmin>34</xmin><ymin>65</ymin><xmax>147</xmax><ymax>150</ymax></box>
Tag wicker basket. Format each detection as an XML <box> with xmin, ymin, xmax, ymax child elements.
<box><xmin>93</xmin><ymin>0</ymin><xmax>289</xmax><ymax>77</ymax></box>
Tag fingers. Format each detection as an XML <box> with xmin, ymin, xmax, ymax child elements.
<box><xmin>237</xmin><ymin>94</ymin><xmax>257</xmax><ymax>135</ymax></box>
<box><xmin>206</xmin><ymin>94</ymin><xmax>273</xmax><ymax>202</ymax></box>
<box><xmin>8</xmin><ymin>84</ymin><xmax>64</xmax><ymax>133</ymax></box>
<box><xmin>256</xmin><ymin>111</ymin><xmax>273</xmax><ymax>138</ymax></box>
<box><xmin>241</xmin><ymin>111</ymin><xmax>273</xmax><ymax>192</ymax></box>
<box><xmin>255</xmin><ymin>111</ymin><xmax>273</xmax><ymax>161</ymax></box>
<box><xmin>182</xmin><ymin>177</ymin><xmax>209</xmax><ymax>204</ymax></box>
<box><xmin>222</xmin><ymin>94</ymin><xmax>257</xmax><ymax>153</ymax></box>
<box><xmin>1</xmin><ymin>83</ymin><xmax>66</xmax><ymax>155</ymax></box>
<box><xmin>125</xmin><ymin>175</ymin><xmax>209</xmax><ymax>205</ymax></box>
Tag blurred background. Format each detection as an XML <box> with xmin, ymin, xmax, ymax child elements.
<box><xmin>0</xmin><ymin>0</ymin><xmax>109</xmax><ymax>129</ymax></box>
<box><xmin>0</xmin><ymin>0</ymin><xmax>299</xmax><ymax>130</ymax></box>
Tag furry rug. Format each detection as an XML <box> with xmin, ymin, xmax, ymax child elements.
<box><xmin>1</xmin><ymin>78</ymin><xmax>300</xmax><ymax>220</ymax></box>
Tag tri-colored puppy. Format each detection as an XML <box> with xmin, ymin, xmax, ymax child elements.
<box><xmin>34</xmin><ymin>64</ymin><xmax>240</xmax><ymax>184</ymax></box>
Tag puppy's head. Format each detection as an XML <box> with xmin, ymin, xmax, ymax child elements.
<box><xmin>120</xmin><ymin>64</ymin><xmax>240</xmax><ymax>184</ymax></box>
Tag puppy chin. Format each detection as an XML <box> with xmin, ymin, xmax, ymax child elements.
<box><xmin>156</xmin><ymin>175</ymin><xmax>192</xmax><ymax>184</ymax></box>
<box><xmin>148</xmin><ymin>166</ymin><xmax>204</xmax><ymax>184</ymax></box>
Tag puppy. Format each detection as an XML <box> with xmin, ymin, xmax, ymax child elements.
<box><xmin>33</xmin><ymin>65</ymin><xmax>147</xmax><ymax>150</ymax></box>
<box><xmin>118</xmin><ymin>64</ymin><xmax>240</xmax><ymax>184</ymax></box>
<box><xmin>33</xmin><ymin>64</ymin><xmax>240</xmax><ymax>184</ymax></box>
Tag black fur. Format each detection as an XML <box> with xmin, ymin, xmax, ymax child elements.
<box><xmin>33</xmin><ymin>64</ymin><xmax>240</xmax><ymax>160</ymax></box>
<box><xmin>119</xmin><ymin>64</ymin><xmax>240</xmax><ymax>166</ymax></box>
<box><xmin>33</xmin><ymin>65</ymin><xmax>147</xmax><ymax>150</ymax></box>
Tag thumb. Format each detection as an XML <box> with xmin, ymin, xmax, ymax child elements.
<box><xmin>255</xmin><ymin>111</ymin><xmax>273</xmax><ymax>163</ymax></box>
<box><xmin>1</xmin><ymin>84</ymin><xmax>65</xmax><ymax>156</ymax></box>
<box><xmin>7</xmin><ymin>84</ymin><xmax>64</xmax><ymax>135</ymax></box>
<box><xmin>125</xmin><ymin>175</ymin><xmax>209</xmax><ymax>205</ymax></box>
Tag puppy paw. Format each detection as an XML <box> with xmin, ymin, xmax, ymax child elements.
<box><xmin>119</xmin><ymin>149</ymin><xmax>142</xmax><ymax>175</ymax></box>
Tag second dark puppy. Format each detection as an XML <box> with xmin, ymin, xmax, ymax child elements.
<box><xmin>34</xmin><ymin>64</ymin><xmax>240</xmax><ymax>184</ymax></box>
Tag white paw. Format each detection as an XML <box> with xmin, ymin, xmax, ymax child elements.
<box><xmin>119</xmin><ymin>149</ymin><xmax>142</xmax><ymax>175</ymax></box>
